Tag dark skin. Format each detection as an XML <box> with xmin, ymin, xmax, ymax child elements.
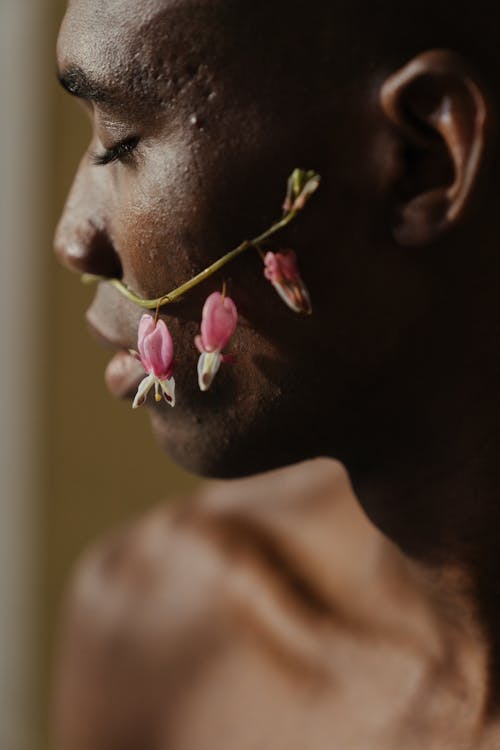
<box><xmin>54</xmin><ymin>0</ymin><xmax>500</xmax><ymax>746</ymax></box>
<box><xmin>54</xmin><ymin>461</ymin><xmax>492</xmax><ymax>749</ymax></box>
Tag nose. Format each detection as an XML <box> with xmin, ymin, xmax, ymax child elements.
<box><xmin>54</xmin><ymin>158</ymin><xmax>122</xmax><ymax>278</ymax></box>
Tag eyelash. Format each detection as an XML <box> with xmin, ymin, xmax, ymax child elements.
<box><xmin>90</xmin><ymin>136</ymin><xmax>140</xmax><ymax>166</ymax></box>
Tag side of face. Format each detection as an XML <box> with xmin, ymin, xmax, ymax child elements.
<box><xmin>55</xmin><ymin>0</ymin><xmax>494</xmax><ymax>479</ymax></box>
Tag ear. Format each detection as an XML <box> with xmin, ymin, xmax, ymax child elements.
<box><xmin>380</xmin><ymin>50</ymin><xmax>488</xmax><ymax>246</ymax></box>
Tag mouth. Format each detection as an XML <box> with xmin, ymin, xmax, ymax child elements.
<box><xmin>86</xmin><ymin>317</ymin><xmax>145</xmax><ymax>400</ymax></box>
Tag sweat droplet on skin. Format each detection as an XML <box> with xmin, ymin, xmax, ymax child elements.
<box><xmin>189</xmin><ymin>113</ymin><xmax>205</xmax><ymax>131</ymax></box>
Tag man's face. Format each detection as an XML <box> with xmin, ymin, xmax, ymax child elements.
<box><xmin>55</xmin><ymin>0</ymin><xmax>432</xmax><ymax>477</ymax></box>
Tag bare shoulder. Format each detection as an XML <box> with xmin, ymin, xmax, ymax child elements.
<box><xmin>57</xmin><ymin>459</ymin><xmax>346</xmax><ymax>624</ymax></box>
<box><xmin>55</xmin><ymin>457</ymin><xmax>371</xmax><ymax>677</ymax></box>
<box><xmin>52</xmin><ymin>463</ymin><xmax>495</xmax><ymax>750</ymax></box>
<box><xmin>60</xmin><ymin>459</ymin><xmax>358</xmax><ymax>632</ymax></box>
<box><xmin>52</xmin><ymin>494</ymin><xmax>232</xmax><ymax>748</ymax></box>
<box><xmin>53</xmin><ymin>459</ymin><xmax>374</xmax><ymax>748</ymax></box>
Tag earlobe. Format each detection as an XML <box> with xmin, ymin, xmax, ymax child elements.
<box><xmin>380</xmin><ymin>50</ymin><xmax>488</xmax><ymax>247</ymax></box>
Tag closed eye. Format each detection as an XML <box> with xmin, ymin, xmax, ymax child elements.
<box><xmin>90</xmin><ymin>136</ymin><xmax>140</xmax><ymax>166</ymax></box>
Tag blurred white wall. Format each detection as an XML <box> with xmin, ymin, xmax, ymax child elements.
<box><xmin>0</xmin><ymin>1</ymin><xmax>50</xmax><ymax>747</ymax></box>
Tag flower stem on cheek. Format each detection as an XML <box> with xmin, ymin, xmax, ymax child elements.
<box><xmin>81</xmin><ymin>169</ymin><xmax>320</xmax><ymax>309</ymax></box>
<box><xmin>85</xmin><ymin>170</ymin><xmax>320</xmax><ymax>407</ymax></box>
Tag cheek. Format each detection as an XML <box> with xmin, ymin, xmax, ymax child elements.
<box><xmin>113</xmin><ymin>149</ymin><xmax>202</xmax><ymax>298</ymax></box>
<box><xmin>111</xmin><ymin>104</ymin><xmax>323</xmax><ymax>301</ymax></box>
<box><xmin>147</xmin><ymin>351</ymin><xmax>319</xmax><ymax>480</ymax></box>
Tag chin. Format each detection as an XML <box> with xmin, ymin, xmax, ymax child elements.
<box><xmin>148</xmin><ymin>398</ymin><xmax>315</xmax><ymax>480</ymax></box>
<box><xmin>145</xmin><ymin>349</ymin><xmax>329</xmax><ymax>478</ymax></box>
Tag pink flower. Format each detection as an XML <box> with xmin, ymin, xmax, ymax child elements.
<box><xmin>263</xmin><ymin>250</ymin><xmax>312</xmax><ymax>314</ymax></box>
<box><xmin>195</xmin><ymin>292</ymin><xmax>237</xmax><ymax>391</ymax></box>
<box><xmin>130</xmin><ymin>314</ymin><xmax>176</xmax><ymax>408</ymax></box>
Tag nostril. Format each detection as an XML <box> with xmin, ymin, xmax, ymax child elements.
<box><xmin>54</xmin><ymin>224</ymin><xmax>122</xmax><ymax>279</ymax></box>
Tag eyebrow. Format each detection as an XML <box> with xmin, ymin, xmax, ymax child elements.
<box><xmin>57</xmin><ymin>65</ymin><xmax>113</xmax><ymax>104</ymax></box>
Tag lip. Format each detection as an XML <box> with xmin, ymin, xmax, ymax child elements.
<box><xmin>104</xmin><ymin>350</ymin><xmax>145</xmax><ymax>400</ymax></box>
<box><xmin>86</xmin><ymin>318</ymin><xmax>133</xmax><ymax>352</ymax></box>
<box><xmin>85</xmin><ymin>317</ymin><xmax>145</xmax><ymax>400</ymax></box>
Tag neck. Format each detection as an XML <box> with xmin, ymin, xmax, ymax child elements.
<box><xmin>344</xmin><ymin>370</ymin><xmax>500</xmax><ymax>712</ymax></box>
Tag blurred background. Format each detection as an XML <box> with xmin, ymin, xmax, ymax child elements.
<box><xmin>0</xmin><ymin>2</ymin><xmax>200</xmax><ymax>747</ymax></box>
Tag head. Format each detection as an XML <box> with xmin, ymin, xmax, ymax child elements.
<box><xmin>55</xmin><ymin>0</ymin><xmax>500</xmax><ymax>504</ymax></box>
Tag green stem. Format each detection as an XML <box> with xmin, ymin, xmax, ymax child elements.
<box><xmin>82</xmin><ymin>209</ymin><xmax>299</xmax><ymax>310</ymax></box>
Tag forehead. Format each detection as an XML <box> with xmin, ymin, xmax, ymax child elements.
<box><xmin>57</xmin><ymin>0</ymin><xmax>316</xmax><ymax>75</ymax></box>
<box><xmin>57</xmin><ymin>0</ymin><xmax>329</xmax><ymax>121</ymax></box>
<box><xmin>57</xmin><ymin>0</ymin><xmax>228</xmax><ymax>90</ymax></box>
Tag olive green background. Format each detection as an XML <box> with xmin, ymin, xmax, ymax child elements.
<box><xmin>42</xmin><ymin>2</ymin><xmax>200</xmax><ymax>741</ymax></box>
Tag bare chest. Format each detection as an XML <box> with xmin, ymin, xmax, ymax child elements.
<box><xmin>159</xmin><ymin>625</ymin><xmax>488</xmax><ymax>750</ymax></box>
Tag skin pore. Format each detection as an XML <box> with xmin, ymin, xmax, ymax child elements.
<box><xmin>54</xmin><ymin>0</ymin><xmax>500</xmax><ymax>746</ymax></box>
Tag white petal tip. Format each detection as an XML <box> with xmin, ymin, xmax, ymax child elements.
<box><xmin>132</xmin><ymin>374</ymin><xmax>154</xmax><ymax>410</ymax></box>
<box><xmin>160</xmin><ymin>377</ymin><xmax>176</xmax><ymax>407</ymax></box>
<box><xmin>197</xmin><ymin>351</ymin><xmax>222</xmax><ymax>392</ymax></box>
